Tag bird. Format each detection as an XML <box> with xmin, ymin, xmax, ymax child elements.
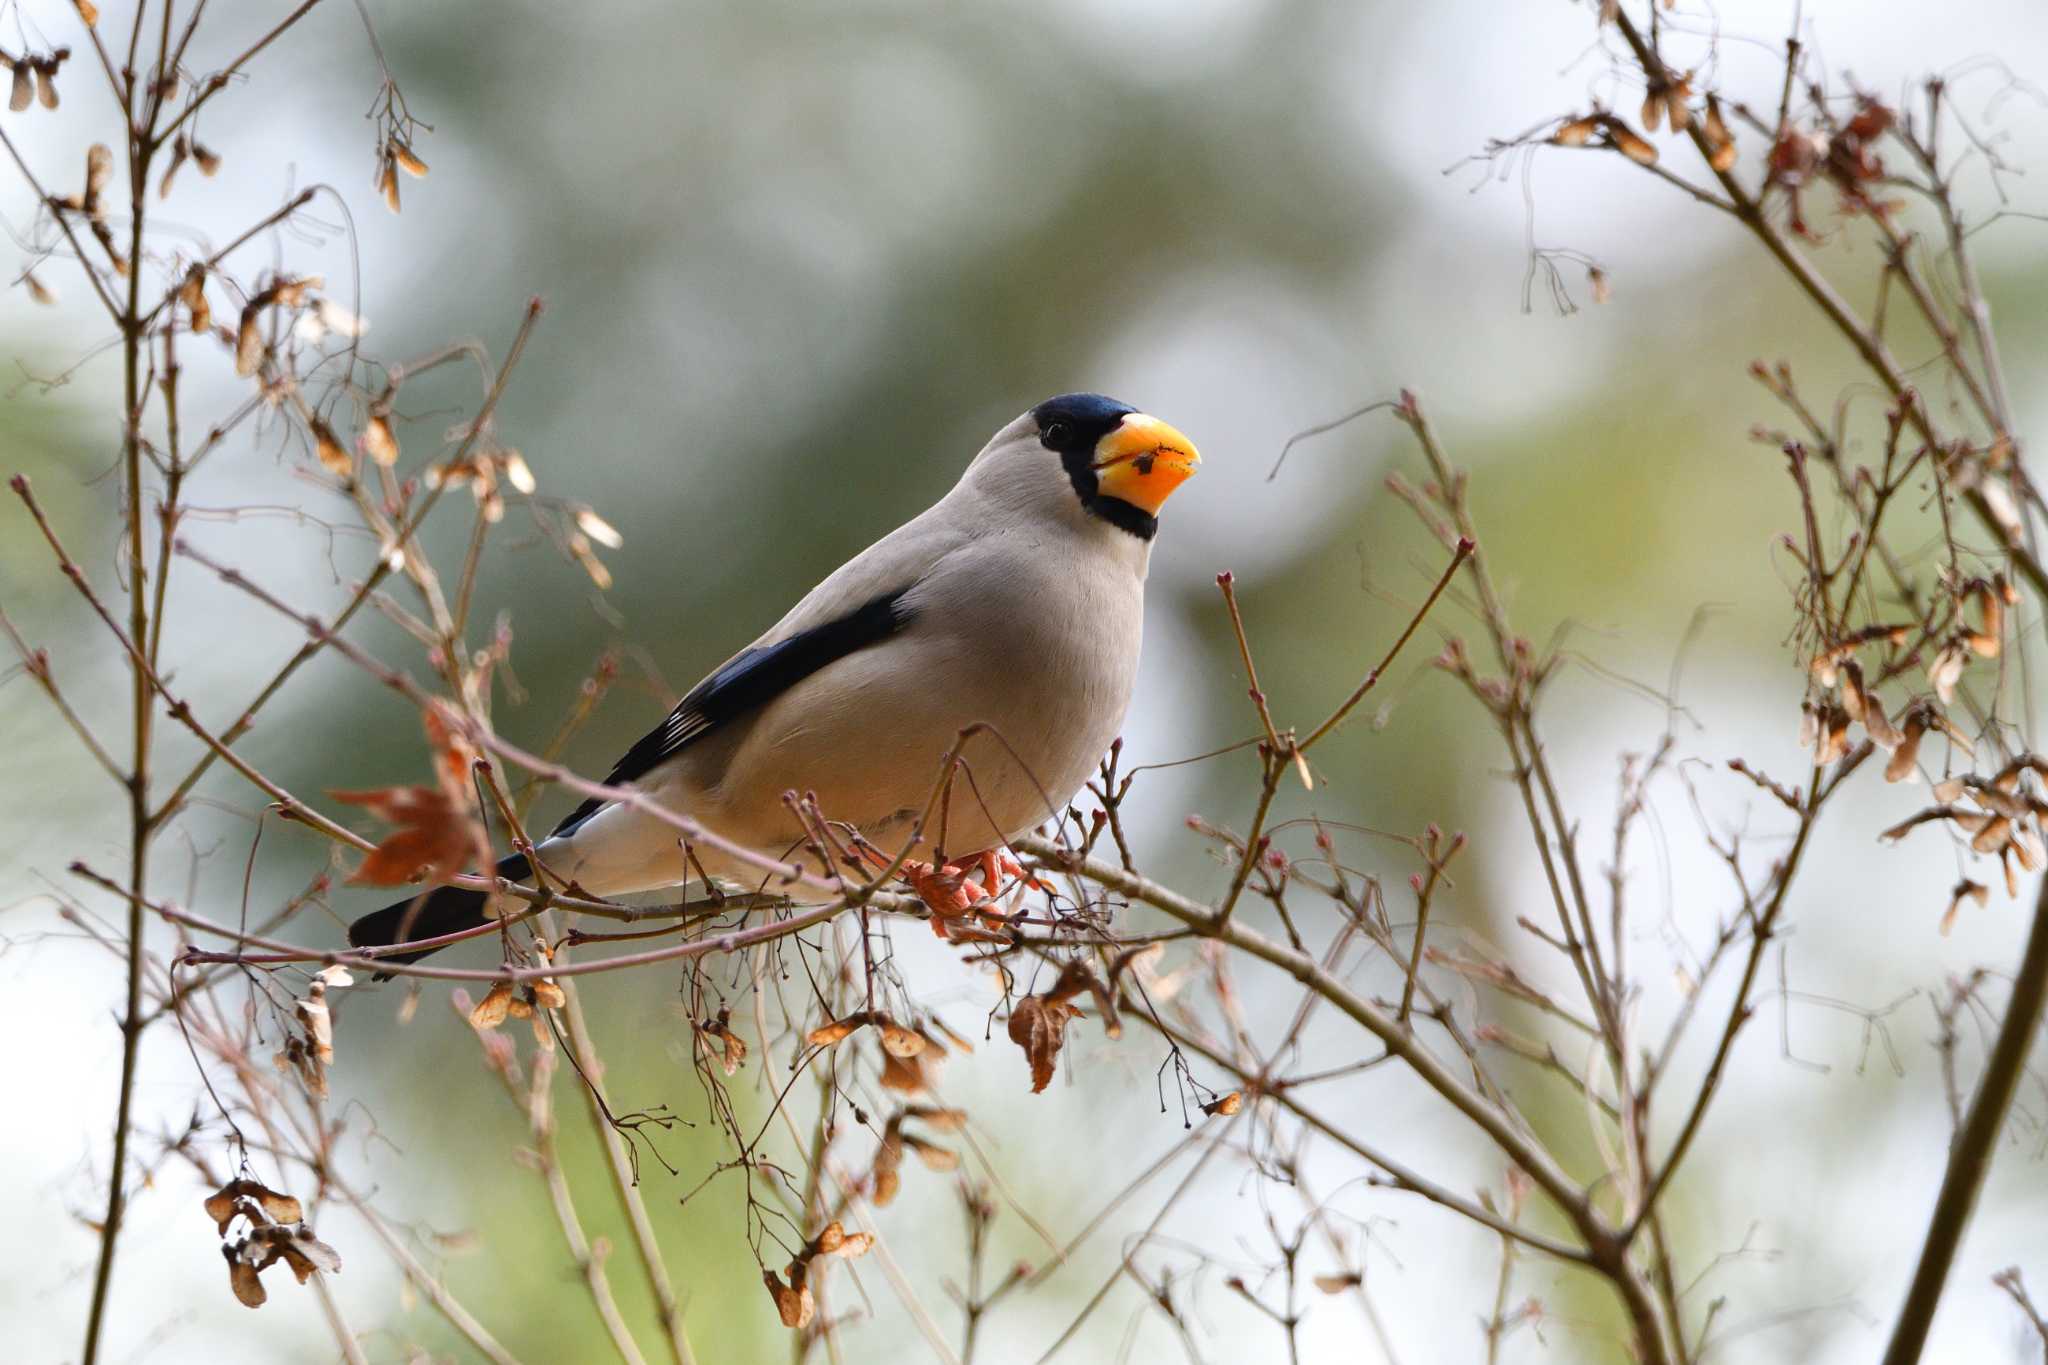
<box><xmin>348</xmin><ymin>393</ymin><xmax>1200</xmax><ymax>961</ymax></box>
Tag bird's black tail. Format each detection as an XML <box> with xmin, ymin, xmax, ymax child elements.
<box><xmin>348</xmin><ymin>851</ymin><xmax>532</xmax><ymax>968</ymax></box>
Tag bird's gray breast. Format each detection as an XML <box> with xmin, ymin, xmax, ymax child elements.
<box><xmin>697</xmin><ymin>523</ymin><xmax>1147</xmax><ymax>853</ymax></box>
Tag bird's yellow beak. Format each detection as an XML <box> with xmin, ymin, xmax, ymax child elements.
<box><xmin>1091</xmin><ymin>413</ymin><xmax>1200</xmax><ymax>516</ymax></box>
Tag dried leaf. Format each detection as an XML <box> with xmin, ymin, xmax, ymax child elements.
<box><xmin>1201</xmin><ymin>1091</ymin><xmax>1243</xmax><ymax>1118</ymax></box>
<box><xmin>530</xmin><ymin>978</ymin><xmax>566</xmax><ymax>1010</ymax></box>
<box><xmin>1314</xmin><ymin>1271</ymin><xmax>1362</xmax><ymax>1294</ymax></box>
<box><xmin>332</xmin><ymin>783</ymin><xmax>476</xmax><ymax>886</ymax></box>
<box><xmin>1006</xmin><ymin>995</ymin><xmax>1078</xmax><ymax>1095</ymax></box>
<box><xmin>75</xmin><ymin>2</ymin><xmax>100</xmax><ymax>30</ymax></box>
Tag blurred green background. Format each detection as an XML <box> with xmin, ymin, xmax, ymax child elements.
<box><xmin>5</xmin><ymin>0</ymin><xmax>2048</xmax><ymax>1361</ymax></box>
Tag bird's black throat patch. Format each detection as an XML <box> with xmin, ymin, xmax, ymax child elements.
<box><xmin>1032</xmin><ymin>392</ymin><xmax>1158</xmax><ymax>541</ymax></box>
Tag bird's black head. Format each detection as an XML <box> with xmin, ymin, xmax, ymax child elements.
<box><xmin>1032</xmin><ymin>393</ymin><xmax>1199</xmax><ymax>540</ymax></box>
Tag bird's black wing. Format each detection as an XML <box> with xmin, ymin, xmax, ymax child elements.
<box><xmin>548</xmin><ymin>586</ymin><xmax>918</xmax><ymax>838</ymax></box>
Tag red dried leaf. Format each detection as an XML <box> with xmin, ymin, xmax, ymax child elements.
<box><xmin>332</xmin><ymin>784</ymin><xmax>477</xmax><ymax>887</ymax></box>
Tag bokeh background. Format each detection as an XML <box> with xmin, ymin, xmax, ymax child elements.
<box><xmin>6</xmin><ymin>0</ymin><xmax>2048</xmax><ymax>1360</ymax></box>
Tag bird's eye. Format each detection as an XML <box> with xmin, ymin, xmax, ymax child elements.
<box><xmin>1042</xmin><ymin>420</ymin><xmax>1072</xmax><ymax>447</ymax></box>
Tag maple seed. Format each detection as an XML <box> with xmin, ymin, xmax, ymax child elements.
<box><xmin>309</xmin><ymin>416</ymin><xmax>352</xmax><ymax>477</ymax></box>
<box><xmin>1201</xmin><ymin>1091</ymin><xmax>1244</xmax><ymax>1118</ymax></box>
<box><xmin>806</xmin><ymin>1014</ymin><xmax>866</xmax><ymax>1048</ymax></box>
<box><xmin>470</xmin><ymin>981</ymin><xmax>515</xmax><ymax>1030</ymax></box>
<box><xmin>1609</xmin><ymin>122</ymin><xmax>1658</xmax><ymax>166</ymax></box>
<box><xmin>879</xmin><ymin>1020</ymin><xmax>926</xmax><ymax>1058</ymax></box>
<box><xmin>7</xmin><ymin>64</ymin><xmax>28</xmax><ymax>113</ymax></box>
<box><xmin>763</xmin><ymin>1266</ymin><xmax>815</xmax><ymax>1330</ymax></box>
<box><xmin>392</xmin><ymin>140</ymin><xmax>430</xmax><ymax>178</ymax></box>
<box><xmin>575</xmin><ymin>506</ymin><xmax>624</xmax><ymax>549</ymax></box>
<box><xmin>1552</xmin><ymin>115</ymin><xmax>1598</xmax><ymax>147</ymax></box>
<box><xmin>362</xmin><ymin>414</ymin><xmax>400</xmax><ymax>466</ymax></box>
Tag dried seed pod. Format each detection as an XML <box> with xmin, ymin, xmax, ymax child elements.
<box><xmin>23</xmin><ymin>270</ymin><xmax>54</xmax><ymax>305</ymax></box>
<box><xmin>1839</xmin><ymin>661</ymin><xmax>1868</xmax><ymax>722</ymax></box>
<box><xmin>1704</xmin><ymin>95</ymin><xmax>1738</xmax><ymax>171</ymax></box>
<box><xmin>1553</xmin><ymin>115</ymin><xmax>1599</xmax><ymax>147</ymax></box>
<box><xmin>83</xmin><ymin>142</ymin><xmax>112</xmax><ymax>211</ymax></box>
<box><xmin>234</xmin><ymin>301</ymin><xmax>266</xmax><ymax>377</ymax></box>
<box><xmin>1608</xmin><ymin>119</ymin><xmax>1658</xmax><ymax>165</ymax></box>
<box><xmin>1884</xmin><ymin>710</ymin><xmax>1926</xmax><ymax>783</ymax></box>
<box><xmin>1941</xmin><ymin>880</ymin><xmax>1989</xmax><ymax>935</ymax></box>
<box><xmin>308</xmin><ymin>415</ymin><xmax>352</xmax><ymax>476</ymax></box>
<box><xmin>378</xmin><ymin>155</ymin><xmax>401</xmax><ymax>213</ymax></box>
<box><xmin>469</xmin><ymin>980</ymin><xmax>515</xmax><ymax>1030</ymax></box>
<box><xmin>1927</xmin><ymin>641</ymin><xmax>1968</xmax><ymax>705</ymax></box>
<box><xmin>392</xmin><ymin>140</ymin><xmax>430</xmax><ymax>178</ymax></box>
<box><xmin>501</xmin><ymin>449</ymin><xmax>536</xmax><ymax>494</ymax></box>
<box><xmin>575</xmin><ymin>506</ymin><xmax>623</xmax><ymax>548</ymax></box>
<box><xmin>1970</xmin><ymin>814</ymin><xmax>2011</xmax><ymax>855</ymax></box>
<box><xmin>34</xmin><ymin>59</ymin><xmax>58</xmax><ymax>110</ymax></box>
<box><xmin>362</xmin><ymin>413</ymin><xmax>399</xmax><ymax>466</ymax></box>
<box><xmin>192</xmin><ymin>141</ymin><xmax>222</xmax><ymax>176</ymax></box>
<box><xmin>1968</xmin><ymin>581</ymin><xmax>2003</xmax><ymax>657</ymax></box>
<box><xmin>7</xmin><ymin>62</ymin><xmax>28</xmax><ymax>113</ymax></box>
<box><xmin>878</xmin><ymin>1019</ymin><xmax>926</xmax><ymax>1058</ymax></box>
